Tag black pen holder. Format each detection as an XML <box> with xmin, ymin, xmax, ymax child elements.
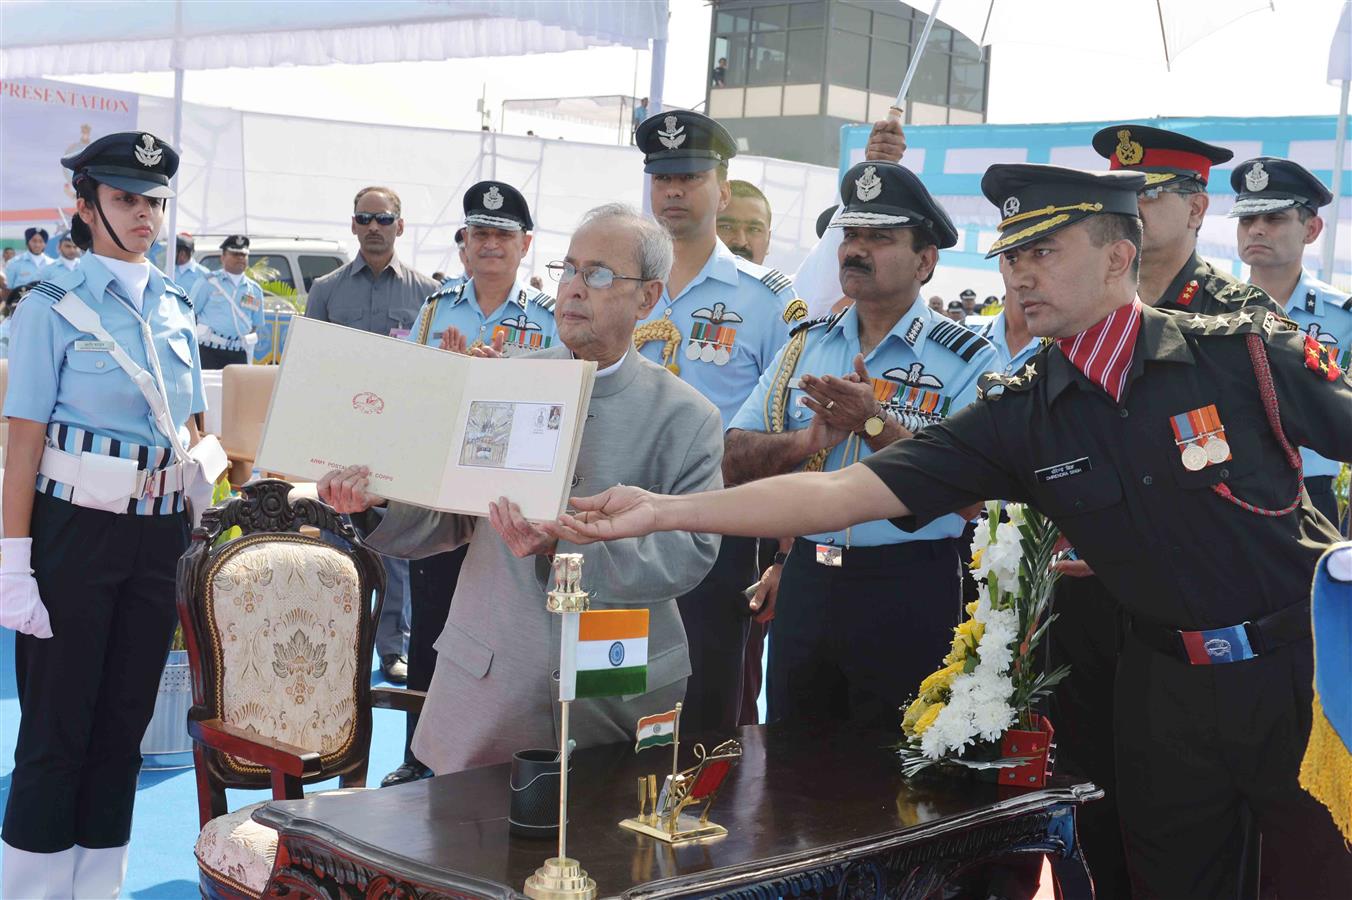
<box><xmin>509</xmin><ymin>749</ymin><xmax>568</xmax><ymax>839</ymax></box>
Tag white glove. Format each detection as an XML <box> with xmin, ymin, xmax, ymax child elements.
<box><xmin>242</xmin><ymin>332</ymin><xmax>259</xmax><ymax>350</ymax></box>
<box><xmin>195</xmin><ymin>322</ymin><xmax>210</xmax><ymax>342</ymax></box>
<box><xmin>0</xmin><ymin>538</ymin><xmax>53</xmax><ymax>639</ymax></box>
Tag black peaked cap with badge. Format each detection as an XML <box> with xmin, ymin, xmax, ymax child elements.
<box><xmin>220</xmin><ymin>235</ymin><xmax>250</xmax><ymax>253</ymax></box>
<box><xmin>61</xmin><ymin>131</ymin><xmax>179</xmax><ymax>198</ymax></box>
<box><xmin>1091</xmin><ymin>123</ymin><xmax>1231</xmax><ymax>187</ymax></box>
<box><xmin>464</xmin><ymin>180</ymin><xmax>533</xmax><ymax>232</ymax></box>
<box><xmin>1228</xmin><ymin>157</ymin><xmax>1334</xmax><ymax>218</ymax></box>
<box><xmin>982</xmin><ymin>164</ymin><xmax>1145</xmax><ymax>257</ymax></box>
<box><xmin>829</xmin><ymin>161</ymin><xmax>959</xmax><ymax>249</ymax></box>
<box><xmin>635</xmin><ymin>109</ymin><xmax>737</xmax><ymax>174</ymax></box>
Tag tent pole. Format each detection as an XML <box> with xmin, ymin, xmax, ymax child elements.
<box><xmin>642</xmin><ymin>14</ymin><xmax>667</xmax><ymax>217</ymax></box>
<box><xmin>1321</xmin><ymin>76</ymin><xmax>1349</xmax><ymax>283</ymax></box>
<box><xmin>166</xmin><ymin>0</ymin><xmax>183</xmax><ymax>273</ymax></box>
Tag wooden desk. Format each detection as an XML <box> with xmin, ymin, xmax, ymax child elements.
<box><xmin>255</xmin><ymin>724</ymin><xmax>1101</xmax><ymax>899</ymax></box>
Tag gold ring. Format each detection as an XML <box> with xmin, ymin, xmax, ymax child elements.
<box><xmin>826</xmin><ymin>400</ymin><xmax>836</xmax><ymax>410</ymax></box>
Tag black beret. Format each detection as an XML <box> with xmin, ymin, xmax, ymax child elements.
<box><xmin>24</xmin><ymin>227</ymin><xmax>48</xmax><ymax>242</ymax></box>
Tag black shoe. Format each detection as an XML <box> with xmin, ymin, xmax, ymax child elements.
<box><xmin>380</xmin><ymin>653</ymin><xmax>408</xmax><ymax>684</ymax></box>
<box><xmin>380</xmin><ymin>761</ymin><xmax>432</xmax><ymax>787</ymax></box>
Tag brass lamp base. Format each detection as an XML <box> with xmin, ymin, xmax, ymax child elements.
<box><xmin>618</xmin><ymin>815</ymin><xmax>728</xmax><ymax>844</ymax></box>
<box><xmin>523</xmin><ymin>857</ymin><xmax>597</xmax><ymax>900</ymax></box>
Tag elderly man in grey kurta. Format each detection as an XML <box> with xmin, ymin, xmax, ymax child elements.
<box><xmin>319</xmin><ymin>204</ymin><xmax>723</xmax><ymax>775</ymax></box>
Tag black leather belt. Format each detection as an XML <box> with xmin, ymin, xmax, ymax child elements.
<box><xmin>1126</xmin><ymin>600</ymin><xmax>1310</xmax><ymax>665</ymax></box>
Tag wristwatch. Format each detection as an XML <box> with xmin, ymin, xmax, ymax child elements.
<box><xmin>860</xmin><ymin>404</ymin><xmax>886</xmax><ymax>438</ymax></box>
<box><xmin>772</xmin><ymin>550</ymin><xmax>790</xmax><ymax>566</ymax></box>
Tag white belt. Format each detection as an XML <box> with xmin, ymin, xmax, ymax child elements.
<box><xmin>200</xmin><ymin>328</ymin><xmax>244</xmax><ymax>351</ymax></box>
<box><xmin>39</xmin><ymin>446</ymin><xmax>187</xmax><ymax>499</ymax></box>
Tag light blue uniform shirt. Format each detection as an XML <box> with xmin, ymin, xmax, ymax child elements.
<box><xmin>1278</xmin><ymin>268</ymin><xmax>1352</xmax><ymax>478</ymax></box>
<box><xmin>5</xmin><ymin>252</ymin><xmax>50</xmax><ymax>289</ymax></box>
<box><xmin>175</xmin><ymin>258</ymin><xmax>211</xmax><ymax>295</ymax></box>
<box><xmin>407</xmin><ymin>275</ymin><xmax>557</xmax><ymax>354</ymax></box>
<box><xmin>189</xmin><ymin>269</ymin><xmax>266</xmax><ymax>343</ymax></box>
<box><xmin>636</xmin><ymin>240</ymin><xmax>794</xmax><ymax>426</ymax></box>
<box><xmin>730</xmin><ymin>299</ymin><xmax>998</xmax><ymax>547</ymax></box>
<box><xmin>978</xmin><ymin>310</ymin><xmax>1042</xmax><ymax>376</ymax></box>
<box><xmin>38</xmin><ymin>256</ymin><xmax>81</xmax><ymax>282</ymax></box>
<box><xmin>3</xmin><ymin>254</ymin><xmax>206</xmax><ymax>450</ymax></box>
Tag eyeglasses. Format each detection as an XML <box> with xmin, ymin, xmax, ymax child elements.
<box><xmin>546</xmin><ymin>261</ymin><xmax>649</xmax><ymax>290</ymax></box>
<box><xmin>1138</xmin><ymin>182</ymin><xmax>1201</xmax><ymax>201</ymax></box>
<box><xmin>353</xmin><ymin>212</ymin><xmax>398</xmax><ymax>226</ymax></box>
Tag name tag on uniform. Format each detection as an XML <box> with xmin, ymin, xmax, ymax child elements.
<box><xmin>1035</xmin><ymin>456</ymin><xmax>1091</xmax><ymax>482</ymax></box>
<box><xmin>74</xmin><ymin>340</ymin><xmax>115</xmax><ymax>352</ymax></box>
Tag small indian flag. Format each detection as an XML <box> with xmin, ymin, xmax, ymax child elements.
<box><xmin>559</xmin><ymin>609</ymin><xmax>649</xmax><ymax>701</ymax></box>
<box><xmin>634</xmin><ymin>708</ymin><xmax>679</xmax><ymax>753</ymax></box>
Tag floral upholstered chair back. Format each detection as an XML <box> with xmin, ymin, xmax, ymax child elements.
<box><xmin>179</xmin><ymin>479</ymin><xmax>386</xmax><ymax>790</ymax></box>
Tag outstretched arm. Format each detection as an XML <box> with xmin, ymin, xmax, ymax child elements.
<box><xmin>551</xmin><ymin>463</ymin><xmax>907</xmax><ymax>544</ymax></box>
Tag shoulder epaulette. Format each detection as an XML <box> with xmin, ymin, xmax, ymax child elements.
<box><xmin>977</xmin><ymin>357</ymin><xmax>1043</xmax><ymax>401</ymax></box>
<box><xmin>1170</xmin><ymin>306</ymin><xmax>1297</xmax><ymax>339</ymax></box>
<box><xmin>426</xmin><ymin>282</ymin><xmax>465</xmax><ymax>303</ymax></box>
<box><xmin>1204</xmin><ymin>271</ymin><xmax>1276</xmax><ymax>311</ymax></box>
<box><xmin>790</xmin><ymin>310</ymin><xmax>843</xmax><ymax>337</ymax></box>
<box><xmin>529</xmin><ymin>290</ymin><xmax>555</xmax><ymax>312</ymax></box>
<box><xmin>1341</xmin><ymin>297</ymin><xmax>1352</xmax><ymax>313</ymax></box>
<box><xmin>166</xmin><ymin>281</ymin><xmax>191</xmax><ymax>308</ymax></box>
<box><xmin>27</xmin><ymin>280</ymin><xmax>67</xmax><ymax>304</ymax></box>
<box><xmin>758</xmin><ymin>267</ymin><xmax>793</xmax><ymax>295</ymax></box>
<box><xmin>782</xmin><ymin>297</ymin><xmax>808</xmax><ymax>325</ymax></box>
<box><xmin>927</xmin><ymin>318</ymin><xmax>994</xmax><ymax>362</ymax></box>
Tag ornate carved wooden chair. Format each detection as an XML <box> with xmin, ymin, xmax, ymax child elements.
<box><xmin>179</xmin><ymin>479</ymin><xmax>424</xmax><ymax>899</ymax></box>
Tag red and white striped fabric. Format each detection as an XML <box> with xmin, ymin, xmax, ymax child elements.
<box><xmin>1056</xmin><ymin>300</ymin><xmax>1144</xmax><ymax>403</ymax></box>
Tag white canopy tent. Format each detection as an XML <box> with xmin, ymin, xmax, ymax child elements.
<box><xmin>0</xmin><ymin>0</ymin><xmax>670</xmax><ymax>250</ymax></box>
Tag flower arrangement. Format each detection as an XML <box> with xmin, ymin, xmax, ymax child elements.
<box><xmin>898</xmin><ymin>501</ymin><xmax>1069</xmax><ymax>778</ymax></box>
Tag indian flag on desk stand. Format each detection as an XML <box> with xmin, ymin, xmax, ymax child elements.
<box><xmin>559</xmin><ymin>609</ymin><xmax>649</xmax><ymax>700</ymax></box>
<box><xmin>635</xmin><ymin>708</ymin><xmax>680</xmax><ymax>752</ymax></box>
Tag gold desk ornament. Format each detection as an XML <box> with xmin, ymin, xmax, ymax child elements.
<box><xmin>524</xmin><ymin>553</ymin><xmax>597</xmax><ymax>900</ymax></box>
<box><xmin>620</xmin><ymin>701</ymin><xmax>742</xmax><ymax>844</ymax></box>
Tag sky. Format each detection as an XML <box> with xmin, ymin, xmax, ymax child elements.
<box><xmin>48</xmin><ymin>0</ymin><xmax>1351</xmax><ymax>142</ymax></box>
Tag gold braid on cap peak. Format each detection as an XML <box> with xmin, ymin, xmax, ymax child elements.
<box><xmin>633</xmin><ymin>318</ymin><xmax>684</xmax><ymax>374</ymax></box>
<box><xmin>998</xmin><ymin>201</ymin><xmax>1103</xmax><ymax>229</ymax></box>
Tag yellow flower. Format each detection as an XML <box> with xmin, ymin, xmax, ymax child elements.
<box><xmin>902</xmin><ymin>696</ymin><xmax>930</xmax><ymax>735</ymax></box>
<box><xmin>957</xmin><ymin>617</ymin><xmax>986</xmax><ymax>645</ymax></box>
<box><xmin>969</xmin><ymin>548</ymin><xmax>985</xmax><ymax>570</ymax></box>
<box><xmin>965</xmin><ymin>600</ymin><xmax>979</xmax><ymax>616</ymax></box>
<box><xmin>913</xmin><ymin>702</ymin><xmax>944</xmax><ymax>735</ymax></box>
<box><xmin>918</xmin><ymin>661</ymin><xmax>963</xmax><ymax>700</ymax></box>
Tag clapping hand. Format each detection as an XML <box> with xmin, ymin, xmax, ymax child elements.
<box><xmin>799</xmin><ymin>354</ymin><xmax>878</xmax><ymax>435</ymax></box>
<box><xmin>547</xmin><ymin>485</ymin><xmax>661</xmax><ymax>545</ymax></box>
<box><xmin>488</xmin><ymin>496</ymin><xmax>556</xmax><ymax>558</ymax></box>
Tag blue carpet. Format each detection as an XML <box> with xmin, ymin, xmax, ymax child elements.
<box><xmin>0</xmin><ymin>625</ymin><xmax>412</xmax><ymax>898</ymax></box>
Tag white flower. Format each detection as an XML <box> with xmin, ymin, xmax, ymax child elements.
<box><xmin>1006</xmin><ymin>504</ymin><xmax>1027</xmax><ymax>528</ymax></box>
<box><xmin>972</xmin><ymin>697</ymin><xmax>1017</xmax><ymax>741</ymax></box>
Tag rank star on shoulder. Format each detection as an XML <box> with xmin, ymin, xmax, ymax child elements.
<box><xmin>1188</xmin><ymin>315</ymin><xmax>1208</xmax><ymax>327</ymax></box>
<box><xmin>1234</xmin><ymin>311</ymin><xmax>1254</xmax><ymax>325</ymax></box>
<box><xmin>1021</xmin><ymin>362</ymin><xmax>1037</xmax><ymax>379</ymax></box>
<box><xmin>1211</xmin><ymin>315</ymin><xmax>1230</xmax><ymax>329</ymax></box>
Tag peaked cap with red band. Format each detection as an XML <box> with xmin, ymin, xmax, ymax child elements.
<box><xmin>1091</xmin><ymin>124</ymin><xmax>1232</xmax><ymax>188</ymax></box>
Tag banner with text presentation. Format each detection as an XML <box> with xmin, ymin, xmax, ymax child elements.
<box><xmin>1</xmin><ymin>77</ymin><xmax>138</xmax><ymax>228</ymax></box>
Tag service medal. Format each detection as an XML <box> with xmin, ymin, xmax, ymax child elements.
<box><xmin>1205</xmin><ymin>437</ymin><xmax>1231</xmax><ymax>465</ymax></box>
<box><xmin>1181</xmin><ymin>443</ymin><xmax>1208</xmax><ymax>471</ymax></box>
